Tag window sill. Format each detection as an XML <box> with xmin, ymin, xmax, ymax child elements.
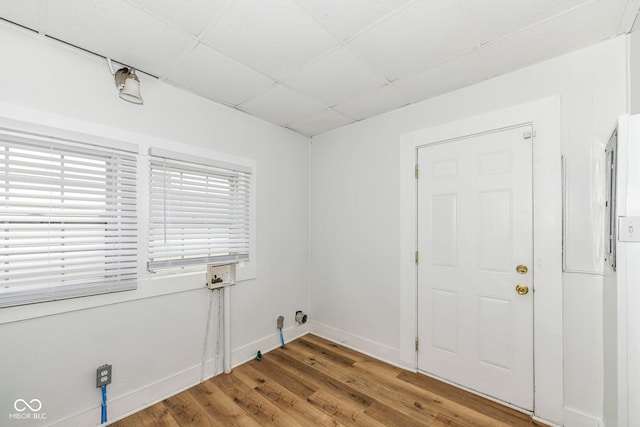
<box><xmin>0</xmin><ymin>270</ymin><xmax>255</xmax><ymax>325</ymax></box>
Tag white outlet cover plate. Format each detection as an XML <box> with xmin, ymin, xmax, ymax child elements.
<box><xmin>619</xmin><ymin>216</ymin><xmax>640</xmax><ymax>242</ymax></box>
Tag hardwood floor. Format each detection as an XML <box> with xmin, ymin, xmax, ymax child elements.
<box><xmin>111</xmin><ymin>334</ymin><xmax>548</xmax><ymax>426</ymax></box>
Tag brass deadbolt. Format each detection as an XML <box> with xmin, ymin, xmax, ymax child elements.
<box><xmin>516</xmin><ymin>265</ymin><xmax>528</xmax><ymax>274</ymax></box>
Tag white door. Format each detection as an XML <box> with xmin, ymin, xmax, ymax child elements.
<box><xmin>416</xmin><ymin>125</ymin><xmax>534</xmax><ymax>410</ymax></box>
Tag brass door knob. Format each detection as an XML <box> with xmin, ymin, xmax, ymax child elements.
<box><xmin>516</xmin><ymin>284</ymin><xmax>529</xmax><ymax>295</ymax></box>
<box><xmin>516</xmin><ymin>265</ymin><xmax>528</xmax><ymax>274</ymax></box>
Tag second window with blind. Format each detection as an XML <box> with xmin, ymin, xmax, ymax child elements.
<box><xmin>147</xmin><ymin>148</ymin><xmax>252</xmax><ymax>273</ymax></box>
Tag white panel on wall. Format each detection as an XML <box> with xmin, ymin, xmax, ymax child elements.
<box><xmin>563</xmin><ymin>272</ymin><xmax>604</xmax><ymax>421</ymax></box>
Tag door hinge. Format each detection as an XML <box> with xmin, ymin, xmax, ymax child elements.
<box><xmin>415</xmin><ymin>165</ymin><xmax>419</xmax><ymax>179</ymax></box>
<box><xmin>415</xmin><ymin>338</ymin><xmax>419</xmax><ymax>351</ymax></box>
<box><xmin>523</xmin><ymin>130</ymin><xmax>537</xmax><ymax>140</ymax></box>
<box><xmin>415</xmin><ymin>251</ymin><xmax>419</xmax><ymax>264</ymax></box>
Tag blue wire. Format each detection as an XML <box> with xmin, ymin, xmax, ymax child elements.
<box><xmin>101</xmin><ymin>385</ymin><xmax>107</xmax><ymax>423</ymax></box>
<box><xmin>279</xmin><ymin>328</ymin><xmax>285</xmax><ymax>347</ymax></box>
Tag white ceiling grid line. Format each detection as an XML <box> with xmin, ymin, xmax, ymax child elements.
<box><xmin>283</xmin><ymin>47</ymin><xmax>389</xmax><ymax>107</ymax></box>
<box><xmin>347</xmin><ymin>1</ymin><xmax>478</xmax><ymax>81</ymax></box>
<box><xmin>124</xmin><ymin>0</ymin><xmax>228</xmax><ymax>38</ymax></box>
<box><xmin>619</xmin><ymin>0</ymin><xmax>640</xmax><ymax>32</ymax></box>
<box><xmin>165</xmin><ymin>42</ymin><xmax>275</xmax><ymax>107</ymax></box>
<box><xmin>238</xmin><ymin>84</ymin><xmax>328</xmax><ymax>125</ymax></box>
<box><xmin>292</xmin><ymin>0</ymin><xmax>416</xmax><ymax>44</ymax></box>
<box><xmin>200</xmin><ymin>0</ymin><xmax>339</xmax><ymax>81</ymax></box>
<box><xmin>0</xmin><ymin>0</ymin><xmax>638</xmax><ymax>136</ymax></box>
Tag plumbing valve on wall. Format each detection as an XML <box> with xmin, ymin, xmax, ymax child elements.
<box><xmin>206</xmin><ymin>263</ymin><xmax>236</xmax><ymax>289</ymax></box>
<box><xmin>295</xmin><ymin>310</ymin><xmax>307</xmax><ymax>325</ymax></box>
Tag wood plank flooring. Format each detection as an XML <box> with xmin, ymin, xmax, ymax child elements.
<box><xmin>111</xmin><ymin>334</ymin><xmax>548</xmax><ymax>427</ymax></box>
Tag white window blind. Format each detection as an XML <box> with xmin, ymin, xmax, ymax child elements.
<box><xmin>148</xmin><ymin>148</ymin><xmax>251</xmax><ymax>272</ymax></box>
<box><xmin>0</xmin><ymin>130</ymin><xmax>138</xmax><ymax>308</ymax></box>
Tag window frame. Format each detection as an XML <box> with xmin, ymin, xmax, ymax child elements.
<box><xmin>146</xmin><ymin>147</ymin><xmax>253</xmax><ymax>274</ymax></box>
<box><xmin>0</xmin><ymin>125</ymin><xmax>139</xmax><ymax>308</ymax></box>
<box><xmin>0</xmin><ymin>116</ymin><xmax>256</xmax><ymax>322</ymax></box>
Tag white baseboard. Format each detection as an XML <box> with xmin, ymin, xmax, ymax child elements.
<box><xmin>50</xmin><ymin>325</ymin><xmax>310</xmax><ymax>427</ymax></box>
<box><xmin>563</xmin><ymin>407</ymin><xmax>603</xmax><ymax>427</ymax></box>
<box><xmin>52</xmin><ymin>363</ymin><xmax>204</xmax><ymax>426</ymax></box>
<box><xmin>308</xmin><ymin>320</ymin><xmax>406</xmax><ymax>370</ymax></box>
<box><xmin>231</xmin><ymin>323</ymin><xmax>310</xmax><ymax>367</ymax></box>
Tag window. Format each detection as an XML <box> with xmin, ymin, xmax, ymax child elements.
<box><xmin>147</xmin><ymin>148</ymin><xmax>252</xmax><ymax>272</ymax></box>
<box><xmin>0</xmin><ymin>129</ymin><xmax>138</xmax><ymax>307</ymax></box>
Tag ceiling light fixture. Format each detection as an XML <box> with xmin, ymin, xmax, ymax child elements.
<box><xmin>107</xmin><ymin>58</ymin><xmax>143</xmax><ymax>105</ymax></box>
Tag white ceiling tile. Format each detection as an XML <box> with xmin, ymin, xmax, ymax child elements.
<box><xmin>392</xmin><ymin>51</ymin><xmax>488</xmax><ymax>103</ymax></box>
<box><xmin>294</xmin><ymin>0</ymin><xmax>410</xmax><ymax>41</ymax></box>
<box><xmin>284</xmin><ymin>48</ymin><xmax>388</xmax><ymax>107</ymax></box>
<box><xmin>288</xmin><ymin>109</ymin><xmax>353</xmax><ymax>136</ymax></box>
<box><xmin>461</xmin><ymin>0</ymin><xmax>592</xmax><ymax>45</ymax></box>
<box><xmin>333</xmin><ymin>85</ymin><xmax>407</xmax><ymax>121</ymax></box>
<box><xmin>126</xmin><ymin>0</ymin><xmax>226</xmax><ymax>36</ymax></box>
<box><xmin>1</xmin><ymin>0</ymin><xmax>637</xmax><ymax>136</ymax></box>
<box><xmin>165</xmin><ymin>43</ymin><xmax>274</xmax><ymax>106</ymax></box>
<box><xmin>238</xmin><ymin>84</ymin><xmax>327</xmax><ymax>125</ymax></box>
<box><xmin>619</xmin><ymin>0</ymin><xmax>640</xmax><ymax>33</ymax></box>
<box><xmin>201</xmin><ymin>0</ymin><xmax>338</xmax><ymax>81</ymax></box>
<box><xmin>0</xmin><ymin>0</ymin><xmax>40</xmax><ymax>31</ymax></box>
<box><xmin>348</xmin><ymin>0</ymin><xmax>476</xmax><ymax>81</ymax></box>
<box><xmin>479</xmin><ymin>0</ymin><xmax>625</xmax><ymax>79</ymax></box>
<box><xmin>46</xmin><ymin>0</ymin><xmax>194</xmax><ymax>76</ymax></box>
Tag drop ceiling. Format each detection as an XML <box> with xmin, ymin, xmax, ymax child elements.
<box><xmin>1</xmin><ymin>0</ymin><xmax>639</xmax><ymax>137</ymax></box>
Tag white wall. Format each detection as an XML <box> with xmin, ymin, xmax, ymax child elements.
<box><xmin>622</xmin><ymin>115</ymin><xmax>640</xmax><ymax>427</ymax></box>
<box><xmin>310</xmin><ymin>37</ymin><xmax>628</xmax><ymax>426</ymax></box>
<box><xmin>0</xmin><ymin>22</ymin><xmax>310</xmax><ymax>426</ymax></box>
<box><xmin>631</xmin><ymin>19</ymin><xmax>640</xmax><ymax>114</ymax></box>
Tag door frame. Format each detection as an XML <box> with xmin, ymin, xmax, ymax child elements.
<box><xmin>399</xmin><ymin>97</ymin><xmax>563</xmax><ymax>425</ymax></box>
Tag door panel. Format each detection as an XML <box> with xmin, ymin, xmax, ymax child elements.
<box><xmin>478</xmin><ymin>189</ymin><xmax>512</xmax><ymax>272</ymax></box>
<box><xmin>417</xmin><ymin>125</ymin><xmax>533</xmax><ymax>410</ymax></box>
<box><xmin>431</xmin><ymin>195</ymin><xmax>457</xmax><ymax>267</ymax></box>
<box><xmin>431</xmin><ymin>289</ymin><xmax>458</xmax><ymax>353</ymax></box>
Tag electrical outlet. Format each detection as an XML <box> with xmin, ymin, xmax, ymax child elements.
<box><xmin>96</xmin><ymin>364</ymin><xmax>112</xmax><ymax>388</ymax></box>
<box><xmin>276</xmin><ymin>315</ymin><xmax>284</xmax><ymax>329</ymax></box>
